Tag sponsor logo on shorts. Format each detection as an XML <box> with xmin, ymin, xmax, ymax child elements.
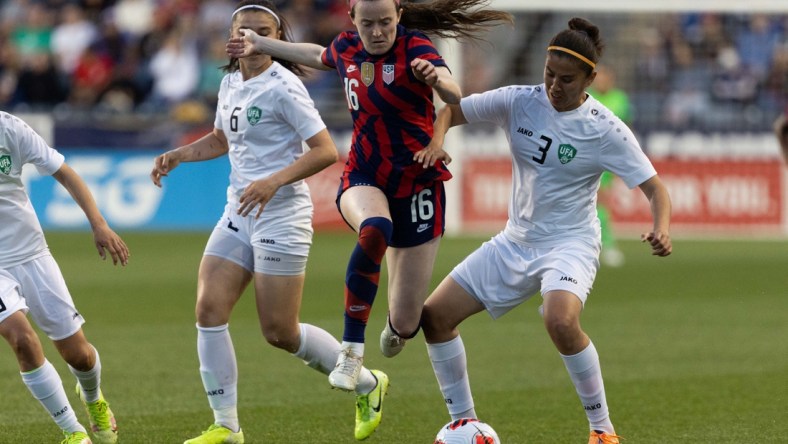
<box><xmin>227</xmin><ymin>220</ymin><xmax>239</xmax><ymax>232</ymax></box>
<box><xmin>263</xmin><ymin>256</ymin><xmax>281</xmax><ymax>262</ymax></box>
<box><xmin>259</xmin><ymin>238</ymin><xmax>276</xmax><ymax>245</ymax></box>
<box><xmin>560</xmin><ymin>275</ymin><xmax>578</xmax><ymax>284</ymax></box>
<box><xmin>416</xmin><ymin>223</ymin><xmax>431</xmax><ymax>233</ymax></box>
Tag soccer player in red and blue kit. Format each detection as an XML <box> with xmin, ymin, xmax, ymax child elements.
<box><xmin>228</xmin><ymin>2</ymin><xmax>511</xmax><ymax>437</ymax></box>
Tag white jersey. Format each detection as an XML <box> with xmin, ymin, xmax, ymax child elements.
<box><xmin>214</xmin><ymin>62</ymin><xmax>326</xmax><ymax>205</ymax></box>
<box><xmin>0</xmin><ymin>112</ymin><xmax>64</xmax><ymax>267</ymax></box>
<box><xmin>460</xmin><ymin>84</ymin><xmax>656</xmax><ymax>247</ymax></box>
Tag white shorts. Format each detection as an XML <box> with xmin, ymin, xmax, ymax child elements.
<box><xmin>1</xmin><ymin>255</ymin><xmax>85</xmax><ymax>340</ymax></box>
<box><xmin>204</xmin><ymin>198</ymin><xmax>313</xmax><ymax>275</ymax></box>
<box><xmin>450</xmin><ymin>232</ymin><xmax>600</xmax><ymax>319</ymax></box>
<box><xmin>0</xmin><ymin>269</ymin><xmax>28</xmax><ymax>323</ymax></box>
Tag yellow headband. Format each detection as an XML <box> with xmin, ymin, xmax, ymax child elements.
<box><xmin>547</xmin><ymin>46</ymin><xmax>596</xmax><ymax>69</ymax></box>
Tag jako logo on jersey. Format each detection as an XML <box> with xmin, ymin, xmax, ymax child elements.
<box><xmin>361</xmin><ymin>62</ymin><xmax>375</xmax><ymax>86</ymax></box>
<box><xmin>382</xmin><ymin>64</ymin><xmax>395</xmax><ymax>85</ymax></box>
<box><xmin>557</xmin><ymin>144</ymin><xmax>577</xmax><ymax>164</ymax></box>
<box><xmin>516</xmin><ymin>127</ymin><xmax>533</xmax><ymax>137</ymax></box>
<box><xmin>259</xmin><ymin>238</ymin><xmax>276</xmax><ymax>245</ymax></box>
<box><xmin>247</xmin><ymin>106</ymin><xmax>262</xmax><ymax>125</ymax></box>
<box><xmin>0</xmin><ymin>155</ymin><xmax>11</xmax><ymax>175</ymax></box>
<box><xmin>560</xmin><ymin>275</ymin><xmax>578</xmax><ymax>284</ymax></box>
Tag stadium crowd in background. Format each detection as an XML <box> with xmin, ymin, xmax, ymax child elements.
<box><xmin>0</xmin><ymin>1</ymin><xmax>785</xmax><ymax>133</ymax></box>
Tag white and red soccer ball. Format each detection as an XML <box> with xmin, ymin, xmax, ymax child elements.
<box><xmin>434</xmin><ymin>418</ymin><xmax>501</xmax><ymax>444</ymax></box>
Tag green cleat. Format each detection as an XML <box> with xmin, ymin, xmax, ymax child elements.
<box><xmin>61</xmin><ymin>430</ymin><xmax>92</xmax><ymax>444</ymax></box>
<box><xmin>354</xmin><ymin>369</ymin><xmax>389</xmax><ymax>440</ymax></box>
<box><xmin>76</xmin><ymin>384</ymin><xmax>117</xmax><ymax>444</ymax></box>
<box><xmin>183</xmin><ymin>424</ymin><xmax>245</xmax><ymax>444</ymax></box>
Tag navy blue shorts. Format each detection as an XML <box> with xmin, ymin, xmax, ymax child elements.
<box><xmin>337</xmin><ymin>178</ymin><xmax>446</xmax><ymax>248</ymax></box>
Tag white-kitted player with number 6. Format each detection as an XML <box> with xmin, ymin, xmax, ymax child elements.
<box><xmin>149</xmin><ymin>1</ymin><xmax>396</xmax><ymax>442</ymax></box>
<box><xmin>0</xmin><ymin>111</ymin><xmax>128</xmax><ymax>444</ymax></box>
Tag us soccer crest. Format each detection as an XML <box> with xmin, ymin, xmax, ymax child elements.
<box><xmin>361</xmin><ymin>62</ymin><xmax>375</xmax><ymax>86</ymax></box>
<box><xmin>0</xmin><ymin>155</ymin><xmax>11</xmax><ymax>175</ymax></box>
<box><xmin>557</xmin><ymin>144</ymin><xmax>577</xmax><ymax>164</ymax></box>
<box><xmin>247</xmin><ymin>106</ymin><xmax>262</xmax><ymax>125</ymax></box>
<box><xmin>382</xmin><ymin>64</ymin><xmax>395</xmax><ymax>85</ymax></box>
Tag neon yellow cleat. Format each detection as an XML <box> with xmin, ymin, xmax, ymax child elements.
<box><xmin>61</xmin><ymin>430</ymin><xmax>91</xmax><ymax>444</ymax></box>
<box><xmin>76</xmin><ymin>384</ymin><xmax>117</xmax><ymax>444</ymax></box>
<box><xmin>183</xmin><ymin>424</ymin><xmax>245</xmax><ymax>444</ymax></box>
<box><xmin>354</xmin><ymin>369</ymin><xmax>389</xmax><ymax>440</ymax></box>
<box><xmin>589</xmin><ymin>430</ymin><xmax>622</xmax><ymax>444</ymax></box>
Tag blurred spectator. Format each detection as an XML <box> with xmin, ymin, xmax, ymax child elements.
<box><xmin>145</xmin><ymin>26</ymin><xmax>199</xmax><ymax>107</ymax></box>
<box><xmin>710</xmin><ymin>46</ymin><xmax>759</xmax><ymax>104</ymax></box>
<box><xmin>16</xmin><ymin>52</ymin><xmax>67</xmax><ymax>108</ymax></box>
<box><xmin>51</xmin><ymin>3</ymin><xmax>98</xmax><ymax>75</ymax></box>
<box><xmin>69</xmin><ymin>42</ymin><xmax>114</xmax><ymax>107</ymax></box>
<box><xmin>10</xmin><ymin>2</ymin><xmax>53</xmax><ymax>60</ymax></box>
<box><xmin>111</xmin><ymin>0</ymin><xmax>155</xmax><ymax>38</ymax></box>
<box><xmin>735</xmin><ymin>14</ymin><xmax>781</xmax><ymax>80</ymax></box>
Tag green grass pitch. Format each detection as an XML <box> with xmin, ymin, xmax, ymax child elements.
<box><xmin>0</xmin><ymin>232</ymin><xmax>786</xmax><ymax>443</ymax></box>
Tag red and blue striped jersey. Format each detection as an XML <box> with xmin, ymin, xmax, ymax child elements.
<box><xmin>322</xmin><ymin>25</ymin><xmax>453</xmax><ymax>198</ymax></box>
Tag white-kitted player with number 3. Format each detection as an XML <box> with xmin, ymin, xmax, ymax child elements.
<box><xmin>0</xmin><ymin>111</ymin><xmax>128</xmax><ymax>444</ymax></box>
<box><xmin>417</xmin><ymin>18</ymin><xmax>672</xmax><ymax>444</ymax></box>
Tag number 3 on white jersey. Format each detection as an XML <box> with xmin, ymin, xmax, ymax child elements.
<box><xmin>344</xmin><ymin>78</ymin><xmax>359</xmax><ymax>110</ymax></box>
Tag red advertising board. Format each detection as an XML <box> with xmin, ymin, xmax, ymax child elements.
<box><xmin>460</xmin><ymin>158</ymin><xmax>786</xmax><ymax>235</ymax></box>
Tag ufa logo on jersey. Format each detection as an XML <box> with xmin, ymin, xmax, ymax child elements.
<box><xmin>246</xmin><ymin>106</ymin><xmax>262</xmax><ymax>125</ymax></box>
<box><xmin>557</xmin><ymin>144</ymin><xmax>577</xmax><ymax>164</ymax></box>
<box><xmin>361</xmin><ymin>62</ymin><xmax>375</xmax><ymax>86</ymax></box>
<box><xmin>382</xmin><ymin>64</ymin><xmax>395</xmax><ymax>85</ymax></box>
<box><xmin>0</xmin><ymin>155</ymin><xmax>11</xmax><ymax>175</ymax></box>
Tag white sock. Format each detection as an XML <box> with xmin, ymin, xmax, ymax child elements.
<box><xmin>427</xmin><ymin>336</ymin><xmax>476</xmax><ymax>420</ymax></box>
<box><xmin>341</xmin><ymin>340</ymin><xmax>364</xmax><ymax>357</ymax></box>
<box><xmin>561</xmin><ymin>341</ymin><xmax>614</xmax><ymax>434</ymax></box>
<box><xmin>293</xmin><ymin>324</ymin><xmax>376</xmax><ymax>394</ymax></box>
<box><xmin>197</xmin><ymin>324</ymin><xmax>239</xmax><ymax>433</ymax></box>
<box><xmin>69</xmin><ymin>345</ymin><xmax>101</xmax><ymax>403</ymax></box>
<box><xmin>22</xmin><ymin>360</ymin><xmax>86</xmax><ymax>434</ymax></box>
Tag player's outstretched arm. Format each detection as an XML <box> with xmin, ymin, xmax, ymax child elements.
<box><xmin>411</xmin><ymin>60</ymin><xmax>461</xmax><ymax>105</ymax></box>
<box><xmin>415</xmin><ymin>104</ymin><xmax>466</xmax><ymax>168</ymax></box>
<box><xmin>150</xmin><ymin>128</ymin><xmax>229</xmax><ymax>187</ymax></box>
<box><xmin>52</xmin><ymin>164</ymin><xmax>130</xmax><ymax>266</ymax></box>
<box><xmin>638</xmin><ymin>175</ymin><xmax>672</xmax><ymax>257</ymax></box>
<box><xmin>227</xmin><ymin>29</ymin><xmax>329</xmax><ymax>71</ymax></box>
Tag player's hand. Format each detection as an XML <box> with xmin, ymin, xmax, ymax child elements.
<box><xmin>238</xmin><ymin>178</ymin><xmax>279</xmax><ymax>218</ymax></box>
<box><xmin>411</xmin><ymin>58</ymin><xmax>438</xmax><ymax>86</ymax></box>
<box><xmin>92</xmin><ymin>224</ymin><xmax>130</xmax><ymax>266</ymax></box>
<box><xmin>414</xmin><ymin>144</ymin><xmax>452</xmax><ymax>169</ymax></box>
<box><xmin>227</xmin><ymin>29</ymin><xmax>262</xmax><ymax>59</ymax></box>
<box><xmin>641</xmin><ymin>230</ymin><xmax>672</xmax><ymax>257</ymax></box>
<box><xmin>150</xmin><ymin>150</ymin><xmax>181</xmax><ymax>188</ymax></box>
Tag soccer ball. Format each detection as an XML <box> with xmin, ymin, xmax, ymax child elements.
<box><xmin>433</xmin><ymin>418</ymin><xmax>501</xmax><ymax>444</ymax></box>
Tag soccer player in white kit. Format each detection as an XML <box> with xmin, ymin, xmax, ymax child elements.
<box><xmin>416</xmin><ymin>18</ymin><xmax>672</xmax><ymax>444</ymax></box>
<box><xmin>0</xmin><ymin>112</ymin><xmax>129</xmax><ymax>444</ymax></box>
<box><xmin>149</xmin><ymin>1</ymin><xmax>388</xmax><ymax>443</ymax></box>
